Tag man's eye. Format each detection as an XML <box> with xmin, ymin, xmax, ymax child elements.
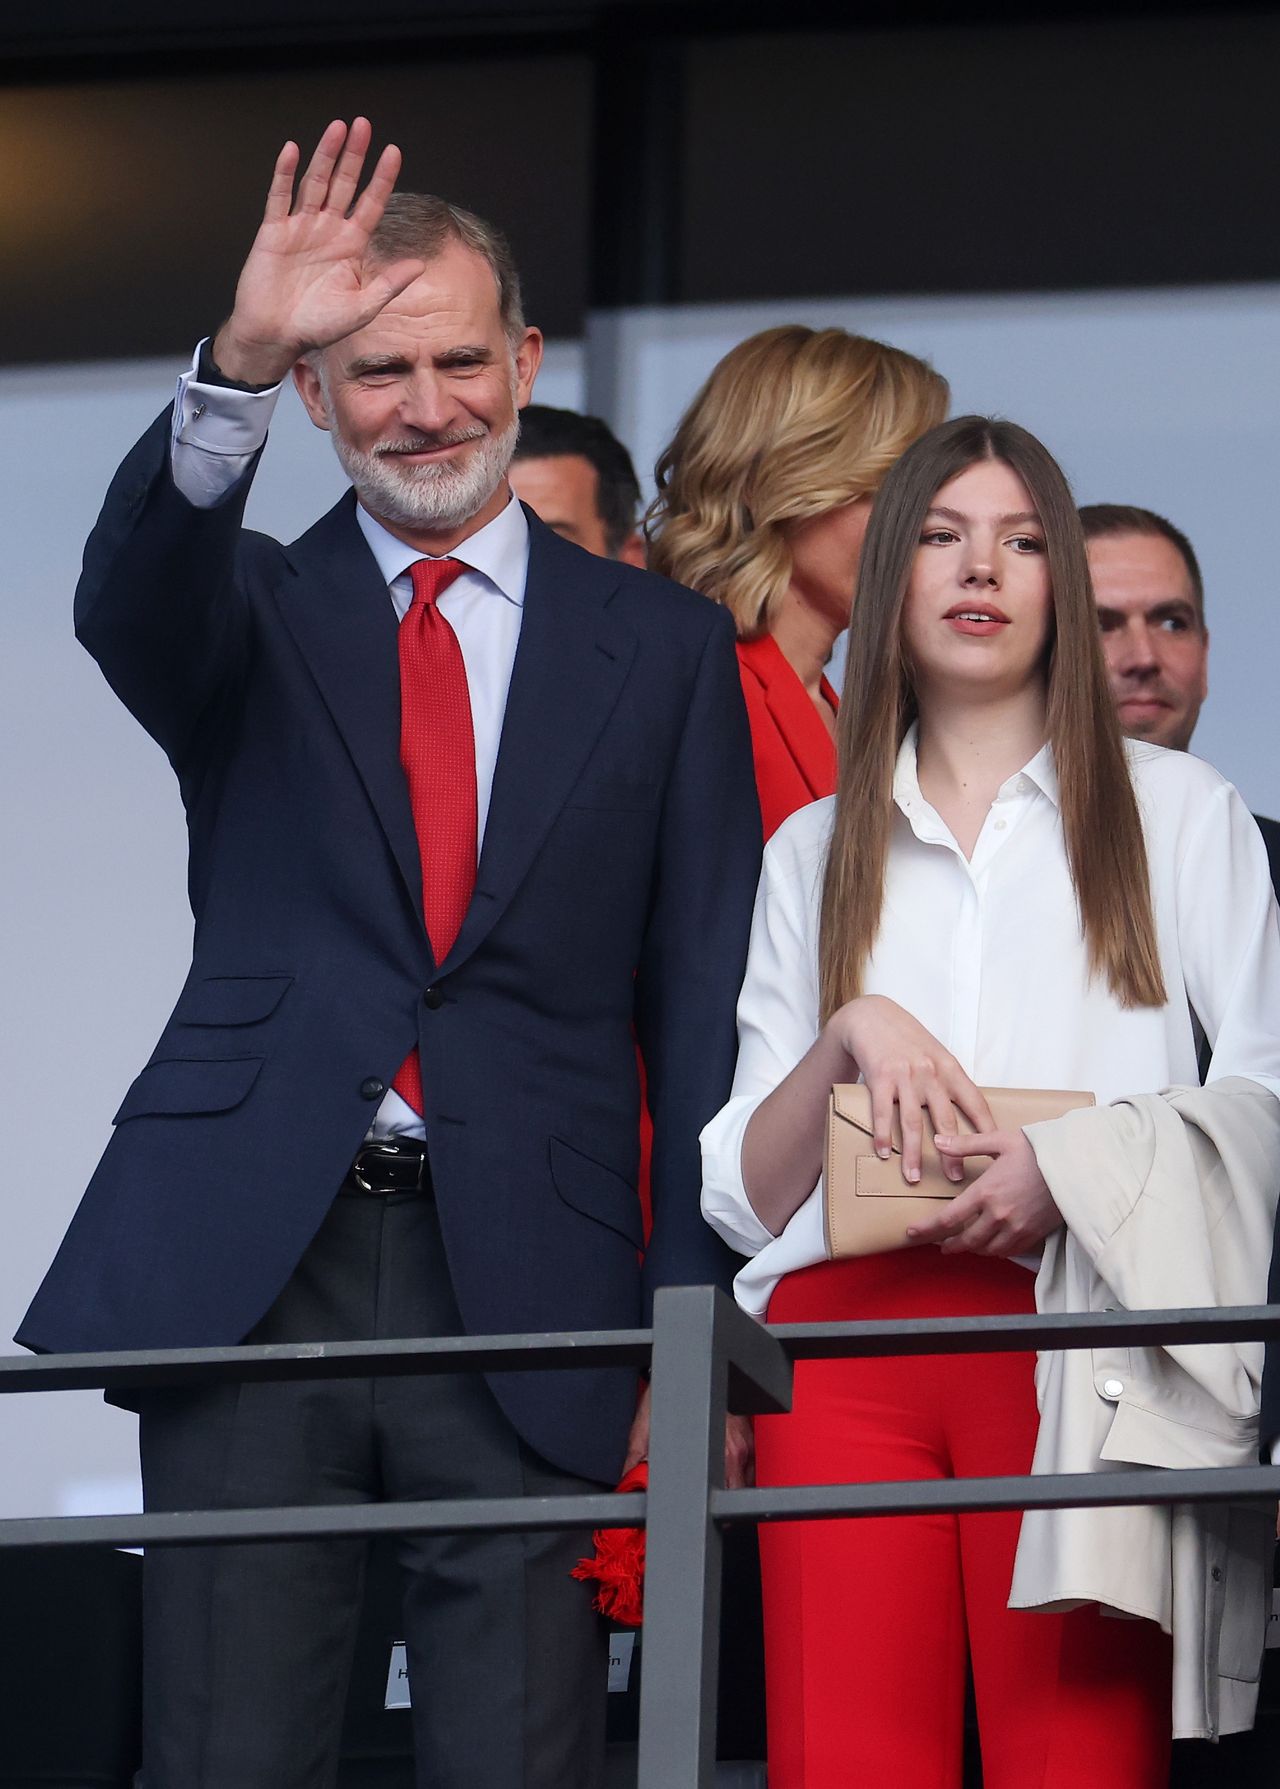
<box><xmin>1159</xmin><ymin>616</ymin><xmax>1190</xmax><ymax>633</ymax></box>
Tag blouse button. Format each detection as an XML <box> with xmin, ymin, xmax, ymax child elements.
<box><xmin>1103</xmin><ymin>1378</ymin><xmax>1124</xmax><ymax>1398</ymax></box>
<box><xmin>994</xmin><ymin>819</ymin><xmax>1007</xmax><ymax>831</ymax></box>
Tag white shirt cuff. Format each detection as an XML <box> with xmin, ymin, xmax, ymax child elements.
<box><xmin>170</xmin><ymin>339</ymin><xmax>284</xmax><ymax>508</ymax></box>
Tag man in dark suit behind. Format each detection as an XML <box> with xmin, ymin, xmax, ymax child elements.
<box><xmin>19</xmin><ymin>120</ymin><xmax>761</xmax><ymax>1788</ymax></box>
<box><xmin>1081</xmin><ymin>502</ymin><xmax>1280</xmax><ymax>1467</ymax></box>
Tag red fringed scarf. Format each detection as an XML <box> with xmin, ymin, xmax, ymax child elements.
<box><xmin>570</xmin><ymin>1461</ymin><xmax>648</xmax><ymax>1627</ymax></box>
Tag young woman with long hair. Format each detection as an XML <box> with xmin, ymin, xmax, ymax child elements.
<box><xmin>647</xmin><ymin>325</ymin><xmax>947</xmax><ymax>839</ymax></box>
<box><xmin>700</xmin><ymin>416</ymin><xmax>1280</xmax><ymax>1787</ymax></box>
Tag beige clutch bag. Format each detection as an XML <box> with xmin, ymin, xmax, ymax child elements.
<box><xmin>822</xmin><ymin>1083</ymin><xmax>1095</xmax><ymax>1259</ymax></box>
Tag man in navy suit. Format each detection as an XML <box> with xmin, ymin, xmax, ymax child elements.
<box><xmin>20</xmin><ymin>120</ymin><xmax>760</xmax><ymax>1788</ymax></box>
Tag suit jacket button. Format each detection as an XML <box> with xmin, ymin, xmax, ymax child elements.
<box><xmin>422</xmin><ymin>986</ymin><xmax>444</xmax><ymax>1010</ymax></box>
<box><xmin>360</xmin><ymin>1077</ymin><xmax>386</xmax><ymax>1100</ymax></box>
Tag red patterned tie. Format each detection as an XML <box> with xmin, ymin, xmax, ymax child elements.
<box><xmin>391</xmin><ymin>556</ymin><xmax>476</xmax><ymax>1115</ymax></box>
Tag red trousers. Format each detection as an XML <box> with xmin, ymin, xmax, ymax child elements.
<box><xmin>755</xmin><ymin>1250</ymin><xmax>1172</xmax><ymax>1789</ymax></box>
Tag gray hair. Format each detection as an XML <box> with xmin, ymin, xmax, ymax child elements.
<box><xmin>367</xmin><ymin>193</ymin><xmax>525</xmax><ymax>342</ymax></box>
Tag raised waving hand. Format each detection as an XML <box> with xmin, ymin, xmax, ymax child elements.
<box><xmin>212</xmin><ymin>118</ymin><xmax>425</xmax><ymax>387</ymax></box>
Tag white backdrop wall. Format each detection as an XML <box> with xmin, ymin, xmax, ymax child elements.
<box><xmin>591</xmin><ymin>282</ymin><xmax>1280</xmax><ymax>820</ymax></box>
<box><xmin>3</xmin><ymin>286</ymin><xmax>1277</xmax><ymax>1518</ymax></box>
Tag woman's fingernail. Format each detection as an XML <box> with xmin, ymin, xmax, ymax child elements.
<box><xmin>877</xmin><ymin>1145</ymin><xmax>891</xmax><ymax>1160</ymax></box>
<box><xmin>906</xmin><ymin>1168</ymin><xmax>921</xmax><ymax>1184</ymax></box>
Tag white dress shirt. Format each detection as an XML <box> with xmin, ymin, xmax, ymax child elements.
<box><xmin>169</xmin><ymin>345</ymin><xmax>529</xmax><ymax>1140</ymax></box>
<box><xmin>700</xmin><ymin>726</ymin><xmax>1280</xmax><ymax>1317</ymax></box>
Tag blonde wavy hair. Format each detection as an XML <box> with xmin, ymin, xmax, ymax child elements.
<box><xmin>646</xmin><ymin>326</ymin><xmax>948</xmax><ymax>637</ymax></box>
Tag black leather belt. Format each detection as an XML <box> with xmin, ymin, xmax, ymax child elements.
<box><xmin>342</xmin><ymin>1136</ymin><xmax>432</xmax><ymax>1196</ymax></box>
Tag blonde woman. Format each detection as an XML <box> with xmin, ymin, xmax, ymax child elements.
<box><xmin>700</xmin><ymin>417</ymin><xmax>1280</xmax><ymax>1786</ymax></box>
<box><xmin>647</xmin><ymin>326</ymin><xmax>947</xmax><ymax>839</ymax></box>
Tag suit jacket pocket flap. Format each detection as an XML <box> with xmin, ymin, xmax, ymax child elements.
<box><xmin>179</xmin><ymin>974</ymin><xmax>294</xmax><ymax>1027</ymax></box>
<box><xmin>113</xmin><ymin>1056</ymin><xmax>264</xmax><ymax>1123</ymax></box>
<box><xmin>549</xmin><ymin>1137</ymin><xmax>644</xmax><ymax>1249</ymax></box>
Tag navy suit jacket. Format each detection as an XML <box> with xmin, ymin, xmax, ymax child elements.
<box><xmin>19</xmin><ymin>412</ymin><xmax>763</xmax><ymax>1484</ymax></box>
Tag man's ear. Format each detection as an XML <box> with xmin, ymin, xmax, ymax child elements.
<box><xmin>1199</xmin><ymin>627</ymin><xmax>1210</xmax><ymax>704</ymax></box>
<box><xmin>512</xmin><ymin>328</ymin><xmax>544</xmax><ymax>408</ymax></box>
<box><xmin>617</xmin><ymin>530</ymin><xmax>647</xmax><ymax>570</ymax></box>
<box><xmin>292</xmin><ymin>357</ymin><xmax>331</xmax><ymax>432</ymax></box>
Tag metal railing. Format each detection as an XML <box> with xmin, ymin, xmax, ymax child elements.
<box><xmin>5</xmin><ymin>1287</ymin><xmax>1280</xmax><ymax>1786</ymax></box>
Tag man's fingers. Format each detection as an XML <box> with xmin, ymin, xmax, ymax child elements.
<box><xmin>350</xmin><ymin>143</ymin><xmax>405</xmax><ymax>233</ymax></box>
<box><xmin>326</xmin><ymin>115</ymin><xmax>375</xmax><ymax>216</ymax></box>
<box><xmin>361</xmin><ymin>258</ymin><xmax>427</xmax><ymax>317</ymax></box>
<box><xmin>263</xmin><ymin>142</ymin><xmax>300</xmax><ymax>222</ymax></box>
<box><xmin>296</xmin><ymin>119</ymin><xmax>350</xmax><ymax>213</ymax></box>
<box><xmin>724</xmin><ymin>1415</ymin><xmax>755</xmax><ymax>1490</ymax></box>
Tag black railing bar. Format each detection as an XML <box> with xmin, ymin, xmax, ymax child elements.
<box><xmin>0</xmin><ymin>1329</ymin><xmax>655</xmax><ymax>1396</ymax></box>
<box><xmin>0</xmin><ymin>1491</ymin><xmax>647</xmax><ymax>1554</ymax></box>
<box><xmin>6</xmin><ymin>1307</ymin><xmax>1279</xmax><ymax>1399</ymax></box>
<box><xmin>769</xmin><ymin>1304</ymin><xmax>1280</xmax><ymax>1358</ymax></box>
<box><xmin>714</xmin><ymin>1463</ymin><xmax>1280</xmax><ymax>1524</ymax></box>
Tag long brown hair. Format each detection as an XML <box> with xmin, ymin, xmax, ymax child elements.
<box><xmin>818</xmin><ymin>415</ymin><xmax>1166</xmax><ymax>1020</ymax></box>
<box><xmin>646</xmin><ymin>326</ymin><xmax>947</xmax><ymax>636</ymax></box>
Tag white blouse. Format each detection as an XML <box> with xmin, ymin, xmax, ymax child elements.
<box><xmin>700</xmin><ymin>729</ymin><xmax>1280</xmax><ymax>1317</ymax></box>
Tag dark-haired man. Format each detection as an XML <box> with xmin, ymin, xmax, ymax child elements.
<box><xmin>510</xmin><ymin>403</ymin><xmax>646</xmax><ymax>566</ymax></box>
<box><xmin>1082</xmin><ymin>503</ymin><xmax>1280</xmax><ymax>1470</ymax></box>
<box><xmin>1083</xmin><ymin>502</ymin><xmax>1280</xmax><ymax>885</ymax></box>
<box><xmin>19</xmin><ymin>120</ymin><xmax>759</xmax><ymax>1788</ymax></box>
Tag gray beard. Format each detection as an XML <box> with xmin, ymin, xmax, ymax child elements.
<box><xmin>329</xmin><ymin>413</ymin><xmax>521</xmax><ymax>532</ymax></box>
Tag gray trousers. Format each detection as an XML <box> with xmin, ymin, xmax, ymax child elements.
<box><xmin>138</xmin><ymin>1187</ymin><xmax>608</xmax><ymax>1789</ymax></box>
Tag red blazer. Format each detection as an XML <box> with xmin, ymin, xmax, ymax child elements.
<box><xmin>736</xmin><ymin>632</ymin><xmax>839</xmax><ymax>840</ymax></box>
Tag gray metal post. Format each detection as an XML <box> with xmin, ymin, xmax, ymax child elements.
<box><xmin>638</xmin><ymin>1285</ymin><xmax>791</xmax><ymax>1789</ymax></box>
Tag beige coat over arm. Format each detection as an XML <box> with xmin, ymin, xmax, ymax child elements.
<box><xmin>1016</xmin><ymin>1077</ymin><xmax>1280</xmax><ymax>1739</ymax></box>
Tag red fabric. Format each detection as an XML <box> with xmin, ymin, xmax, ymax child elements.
<box><xmin>755</xmin><ymin>1250</ymin><xmax>1172</xmax><ymax>1789</ymax></box>
<box><xmin>392</xmin><ymin>557</ymin><xmax>474</xmax><ymax>1114</ymax></box>
<box><xmin>735</xmin><ymin>633</ymin><xmax>838</xmax><ymax>842</ymax></box>
<box><xmin>570</xmin><ymin>1461</ymin><xmax>649</xmax><ymax>1626</ymax></box>
<box><xmin>635</xmin><ymin>1051</ymin><xmax>653</xmax><ymax>1244</ymax></box>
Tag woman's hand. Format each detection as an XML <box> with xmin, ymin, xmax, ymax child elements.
<box><xmin>907</xmin><ymin>1128</ymin><xmax>1063</xmax><ymax>1256</ymax></box>
<box><xmin>828</xmin><ymin>996</ymin><xmax>995</xmax><ymax>1185</ymax></box>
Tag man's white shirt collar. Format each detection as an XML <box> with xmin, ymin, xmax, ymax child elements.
<box><xmin>355</xmin><ymin>490</ymin><xmax>529</xmax><ymax>607</ymax></box>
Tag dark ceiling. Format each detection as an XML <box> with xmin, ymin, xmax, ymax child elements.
<box><xmin>5</xmin><ymin>0</ymin><xmax>1275</xmax><ymax>70</ymax></box>
<box><xmin>3</xmin><ymin>4</ymin><xmax>1278</xmax><ymax>366</ymax></box>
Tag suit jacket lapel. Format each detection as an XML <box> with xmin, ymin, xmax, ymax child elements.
<box><xmin>272</xmin><ymin>493</ymin><xmax>429</xmax><ymax>944</ymax></box>
<box><xmin>441</xmin><ymin>514</ymin><xmax>637</xmax><ymax>975</ymax></box>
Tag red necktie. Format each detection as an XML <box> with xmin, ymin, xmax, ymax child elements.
<box><xmin>391</xmin><ymin>556</ymin><xmax>476</xmax><ymax>1115</ymax></box>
